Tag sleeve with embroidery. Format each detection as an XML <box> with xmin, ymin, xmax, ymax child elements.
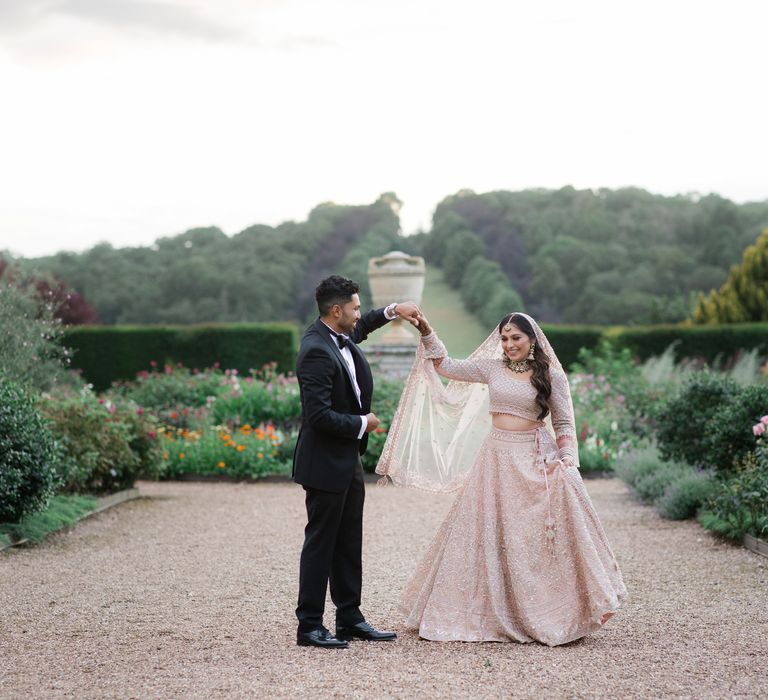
<box><xmin>549</xmin><ymin>368</ymin><xmax>579</xmax><ymax>468</ymax></box>
<box><xmin>420</xmin><ymin>331</ymin><xmax>489</xmax><ymax>384</ymax></box>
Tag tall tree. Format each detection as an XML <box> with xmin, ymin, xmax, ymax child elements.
<box><xmin>691</xmin><ymin>229</ymin><xmax>768</xmax><ymax>323</ymax></box>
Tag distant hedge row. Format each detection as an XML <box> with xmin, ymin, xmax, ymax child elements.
<box><xmin>64</xmin><ymin>323</ymin><xmax>298</xmax><ymax>390</ymax></box>
<box><xmin>542</xmin><ymin>323</ymin><xmax>768</xmax><ymax>368</ymax></box>
<box><xmin>63</xmin><ymin>321</ymin><xmax>768</xmax><ymax>390</ymax></box>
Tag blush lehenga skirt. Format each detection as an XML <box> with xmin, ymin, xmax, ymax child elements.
<box><xmin>400</xmin><ymin>426</ymin><xmax>628</xmax><ymax>646</ymax></box>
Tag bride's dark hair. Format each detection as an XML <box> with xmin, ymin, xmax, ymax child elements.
<box><xmin>498</xmin><ymin>313</ymin><xmax>551</xmax><ymax>420</ymax></box>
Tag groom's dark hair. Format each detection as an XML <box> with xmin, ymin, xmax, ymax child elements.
<box><xmin>316</xmin><ymin>275</ymin><xmax>360</xmax><ymax>316</ymax></box>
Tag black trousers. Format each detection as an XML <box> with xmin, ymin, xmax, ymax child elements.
<box><xmin>296</xmin><ymin>461</ymin><xmax>366</xmax><ymax>631</ymax></box>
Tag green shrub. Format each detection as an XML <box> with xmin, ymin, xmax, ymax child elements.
<box><xmin>65</xmin><ymin>323</ymin><xmax>298</xmax><ymax>390</ymax></box>
<box><xmin>0</xmin><ymin>378</ymin><xmax>62</xmax><ymax>523</ymax></box>
<box><xmin>704</xmin><ymin>384</ymin><xmax>768</xmax><ymax>472</ymax></box>
<box><xmin>0</xmin><ymin>282</ymin><xmax>70</xmax><ymax>391</ymax></box>
<box><xmin>699</xmin><ymin>450</ymin><xmax>768</xmax><ymax>541</ymax></box>
<box><xmin>112</xmin><ymin>364</ymin><xmax>225</xmax><ymax>410</ymax></box>
<box><xmin>655</xmin><ymin>471</ymin><xmax>715</xmax><ymax>520</ymax></box>
<box><xmin>577</xmin><ymin>446</ymin><xmax>615</xmax><ymax>474</ymax></box>
<box><xmin>633</xmin><ymin>460</ymin><xmax>691</xmax><ymax>504</ymax></box>
<box><xmin>614</xmin><ymin>444</ymin><xmax>714</xmax><ymax>520</ymax></box>
<box><xmin>39</xmin><ymin>394</ymin><xmax>162</xmax><ymax>494</ymax></box>
<box><xmin>212</xmin><ymin>368</ymin><xmax>301</xmax><ymax>431</ymax></box>
<box><xmin>655</xmin><ymin>372</ymin><xmax>738</xmax><ymax>468</ymax></box>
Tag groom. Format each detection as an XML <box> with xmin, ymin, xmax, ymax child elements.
<box><xmin>293</xmin><ymin>275</ymin><xmax>420</xmax><ymax>648</ymax></box>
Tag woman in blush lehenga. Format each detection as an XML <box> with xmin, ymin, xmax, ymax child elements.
<box><xmin>376</xmin><ymin>312</ymin><xmax>627</xmax><ymax>646</ymax></box>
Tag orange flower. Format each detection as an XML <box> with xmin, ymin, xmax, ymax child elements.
<box><xmin>217</xmin><ymin>461</ymin><xmax>225</xmax><ymax>468</ymax></box>
<box><xmin>257</xmin><ymin>452</ymin><xmax>264</xmax><ymax>459</ymax></box>
<box><xmin>179</xmin><ymin>452</ymin><xmax>185</xmax><ymax>460</ymax></box>
<box><xmin>236</xmin><ymin>445</ymin><xmax>246</xmax><ymax>452</ymax></box>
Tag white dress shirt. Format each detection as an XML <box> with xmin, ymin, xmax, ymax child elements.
<box><xmin>322</xmin><ymin>303</ymin><xmax>398</xmax><ymax>439</ymax></box>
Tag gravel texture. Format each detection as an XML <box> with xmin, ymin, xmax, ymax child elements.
<box><xmin>1</xmin><ymin>478</ymin><xmax>767</xmax><ymax>699</ymax></box>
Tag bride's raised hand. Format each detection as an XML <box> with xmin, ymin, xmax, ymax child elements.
<box><xmin>416</xmin><ymin>313</ymin><xmax>433</xmax><ymax>336</ymax></box>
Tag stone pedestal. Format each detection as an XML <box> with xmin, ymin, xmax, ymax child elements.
<box><xmin>362</xmin><ymin>343</ymin><xmax>418</xmax><ymax>380</ymax></box>
<box><xmin>367</xmin><ymin>251</ymin><xmax>426</xmax><ymax>378</ymax></box>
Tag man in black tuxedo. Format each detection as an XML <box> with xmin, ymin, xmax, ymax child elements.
<box><xmin>293</xmin><ymin>275</ymin><xmax>420</xmax><ymax>648</ymax></box>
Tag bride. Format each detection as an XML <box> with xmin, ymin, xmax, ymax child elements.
<box><xmin>377</xmin><ymin>312</ymin><xmax>628</xmax><ymax>646</ymax></box>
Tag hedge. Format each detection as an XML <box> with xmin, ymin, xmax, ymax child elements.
<box><xmin>65</xmin><ymin>323</ymin><xmax>298</xmax><ymax>390</ymax></box>
<box><xmin>605</xmin><ymin>323</ymin><xmax>768</xmax><ymax>364</ymax></box>
<box><xmin>62</xmin><ymin>321</ymin><xmax>768</xmax><ymax>389</ymax></box>
<box><xmin>532</xmin><ymin>323</ymin><xmax>768</xmax><ymax>369</ymax></box>
<box><xmin>540</xmin><ymin>325</ymin><xmax>605</xmax><ymax>368</ymax></box>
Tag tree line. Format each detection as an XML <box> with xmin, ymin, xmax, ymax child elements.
<box><xmin>5</xmin><ymin>187</ymin><xmax>768</xmax><ymax>326</ymax></box>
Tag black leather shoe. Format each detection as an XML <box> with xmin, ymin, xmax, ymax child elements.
<box><xmin>297</xmin><ymin>627</ymin><xmax>349</xmax><ymax>648</ymax></box>
<box><xmin>335</xmin><ymin>621</ymin><xmax>397</xmax><ymax>641</ymax></box>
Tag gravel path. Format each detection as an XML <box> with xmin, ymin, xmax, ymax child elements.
<box><xmin>1</xmin><ymin>478</ymin><xmax>767</xmax><ymax>699</ymax></box>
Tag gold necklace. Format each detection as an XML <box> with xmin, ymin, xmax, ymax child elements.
<box><xmin>503</xmin><ymin>357</ymin><xmax>530</xmax><ymax>373</ymax></box>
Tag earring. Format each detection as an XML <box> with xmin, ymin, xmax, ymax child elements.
<box><xmin>528</xmin><ymin>343</ymin><xmax>535</xmax><ymax>360</ymax></box>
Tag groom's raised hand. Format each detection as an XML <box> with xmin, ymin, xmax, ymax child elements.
<box><xmin>393</xmin><ymin>301</ymin><xmax>421</xmax><ymax>328</ymax></box>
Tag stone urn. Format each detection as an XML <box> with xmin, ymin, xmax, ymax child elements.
<box><xmin>368</xmin><ymin>251</ymin><xmax>425</xmax><ymax>345</ymax></box>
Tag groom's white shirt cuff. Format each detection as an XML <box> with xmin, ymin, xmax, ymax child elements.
<box><xmin>358</xmin><ymin>415</ymin><xmax>367</xmax><ymax>439</ymax></box>
<box><xmin>384</xmin><ymin>303</ymin><xmax>398</xmax><ymax>320</ymax></box>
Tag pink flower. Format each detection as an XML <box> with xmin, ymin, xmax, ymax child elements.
<box><xmin>761</xmin><ymin>415</ymin><xmax>768</xmax><ymax>425</ymax></box>
<box><xmin>148</xmin><ymin>431</ymin><xmax>156</xmax><ymax>440</ymax></box>
<box><xmin>754</xmin><ymin>423</ymin><xmax>766</xmax><ymax>437</ymax></box>
<box><xmin>150</xmin><ymin>360</ymin><xmax>157</xmax><ymax>368</ymax></box>
<box><xmin>136</xmin><ymin>407</ymin><xmax>144</xmax><ymax>416</ymax></box>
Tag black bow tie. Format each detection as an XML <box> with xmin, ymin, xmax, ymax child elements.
<box><xmin>333</xmin><ymin>333</ymin><xmax>349</xmax><ymax>349</ymax></box>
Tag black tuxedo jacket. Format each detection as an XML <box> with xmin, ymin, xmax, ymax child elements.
<box><xmin>292</xmin><ymin>309</ymin><xmax>390</xmax><ymax>493</ymax></box>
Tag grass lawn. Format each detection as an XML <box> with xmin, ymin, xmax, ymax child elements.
<box><xmin>419</xmin><ymin>266</ymin><xmax>488</xmax><ymax>358</ymax></box>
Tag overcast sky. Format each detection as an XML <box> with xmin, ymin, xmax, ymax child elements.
<box><xmin>1</xmin><ymin>0</ymin><xmax>766</xmax><ymax>258</ymax></box>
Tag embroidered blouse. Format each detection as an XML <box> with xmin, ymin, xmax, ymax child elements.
<box><xmin>420</xmin><ymin>331</ymin><xmax>576</xmax><ymax>440</ymax></box>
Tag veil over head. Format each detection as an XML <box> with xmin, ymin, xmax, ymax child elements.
<box><xmin>376</xmin><ymin>312</ymin><xmax>575</xmax><ymax>492</ymax></box>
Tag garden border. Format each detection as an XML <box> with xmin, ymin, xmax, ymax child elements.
<box><xmin>0</xmin><ymin>488</ymin><xmax>142</xmax><ymax>552</ymax></box>
<box><xmin>743</xmin><ymin>534</ymin><xmax>768</xmax><ymax>559</ymax></box>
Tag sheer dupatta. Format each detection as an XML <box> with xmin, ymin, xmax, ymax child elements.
<box><xmin>376</xmin><ymin>312</ymin><xmax>578</xmax><ymax>492</ymax></box>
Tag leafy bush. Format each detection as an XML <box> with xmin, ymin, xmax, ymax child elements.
<box><xmin>39</xmin><ymin>394</ymin><xmax>162</xmax><ymax>494</ymax></box>
<box><xmin>614</xmin><ymin>445</ymin><xmax>714</xmax><ymax>520</ymax></box>
<box><xmin>0</xmin><ymin>378</ymin><xmax>62</xmax><ymax>523</ymax></box>
<box><xmin>655</xmin><ymin>372</ymin><xmax>738</xmax><ymax>468</ymax></box>
<box><xmin>0</xmin><ymin>282</ymin><xmax>71</xmax><ymax>391</ymax></box>
<box><xmin>704</xmin><ymin>384</ymin><xmax>768</xmax><ymax>472</ymax></box>
<box><xmin>212</xmin><ymin>366</ymin><xmax>301</xmax><ymax>431</ymax></box>
<box><xmin>655</xmin><ymin>471</ymin><xmax>716</xmax><ymax>520</ymax></box>
<box><xmin>112</xmin><ymin>364</ymin><xmax>225</xmax><ymax>411</ymax></box>
<box><xmin>699</xmin><ymin>463</ymin><xmax>768</xmax><ymax>541</ymax></box>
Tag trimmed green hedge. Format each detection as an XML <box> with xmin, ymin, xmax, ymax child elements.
<box><xmin>63</xmin><ymin>321</ymin><xmax>768</xmax><ymax>389</ymax></box>
<box><xmin>541</xmin><ymin>325</ymin><xmax>605</xmax><ymax>368</ymax></box>
<box><xmin>606</xmin><ymin>323</ymin><xmax>768</xmax><ymax>364</ymax></box>
<box><xmin>65</xmin><ymin>323</ymin><xmax>298</xmax><ymax>390</ymax></box>
<box><xmin>527</xmin><ymin>322</ymin><xmax>768</xmax><ymax>369</ymax></box>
